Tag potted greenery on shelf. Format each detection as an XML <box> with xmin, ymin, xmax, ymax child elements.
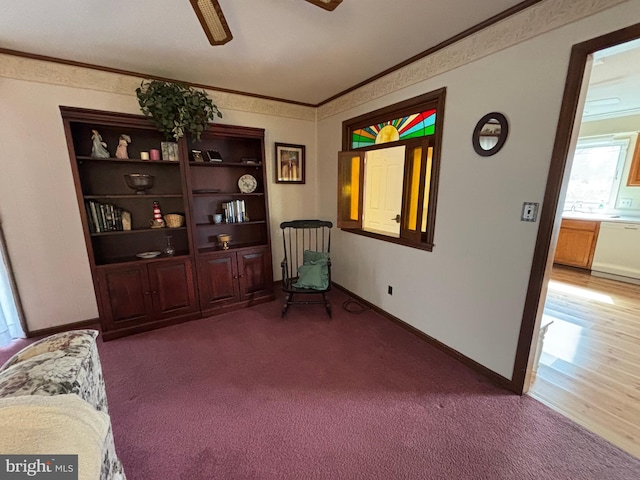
<box><xmin>135</xmin><ymin>80</ymin><xmax>222</xmax><ymax>141</ymax></box>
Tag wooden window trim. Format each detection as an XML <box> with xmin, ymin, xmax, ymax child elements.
<box><xmin>337</xmin><ymin>151</ymin><xmax>365</xmax><ymax>229</ymax></box>
<box><xmin>342</xmin><ymin>228</ymin><xmax>435</xmax><ymax>252</ymax></box>
<box><xmin>339</xmin><ymin>88</ymin><xmax>445</xmax><ymax>250</ymax></box>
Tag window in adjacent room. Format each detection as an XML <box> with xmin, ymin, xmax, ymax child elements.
<box><xmin>338</xmin><ymin>89</ymin><xmax>445</xmax><ymax>250</ymax></box>
<box><xmin>564</xmin><ymin>137</ymin><xmax>629</xmax><ymax>212</ymax></box>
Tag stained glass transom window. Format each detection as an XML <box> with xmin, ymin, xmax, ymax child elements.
<box><xmin>351</xmin><ymin>109</ymin><xmax>436</xmax><ymax>149</ymax></box>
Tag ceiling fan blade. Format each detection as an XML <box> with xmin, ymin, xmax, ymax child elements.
<box><xmin>305</xmin><ymin>0</ymin><xmax>343</xmax><ymax>11</ymax></box>
<box><xmin>189</xmin><ymin>0</ymin><xmax>233</xmax><ymax>45</ymax></box>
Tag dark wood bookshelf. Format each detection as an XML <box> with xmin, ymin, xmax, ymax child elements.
<box><xmin>62</xmin><ymin>107</ymin><xmax>273</xmax><ymax>340</ymax></box>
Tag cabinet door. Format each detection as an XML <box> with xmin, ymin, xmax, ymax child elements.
<box><xmin>147</xmin><ymin>258</ymin><xmax>198</xmax><ymax>319</ymax></box>
<box><xmin>198</xmin><ymin>251</ymin><xmax>240</xmax><ymax>309</ymax></box>
<box><xmin>627</xmin><ymin>136</ymin><xmax>640</xmax><ymax>186</ymax></box>
<box><xmin>237</xmin><ymin>247</ymin><xmax>273</xmax><ymax>300</ymax></box>
<box><xmin>97</xmin><ymin>264</ymin><xmax>153</xmax><ymax>330</ymax></box>
<box><xmin>554</xmin><ymin>222</ymin><xmax>599</xmax><ymax>269</ymax></box>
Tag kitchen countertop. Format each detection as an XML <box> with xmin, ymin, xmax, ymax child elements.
<box><xmin>562</xmin><ymin>212</ymin><xmax>640</xmax><ymax>223</ymax></box>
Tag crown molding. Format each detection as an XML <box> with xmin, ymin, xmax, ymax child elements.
<box><xmin>0</xmin><ymin>51</ymin><xmax>316</xmax><ymax>122</ymax></box>
<box><xmin>317</xmin><ymin>0</ymin><xmax>630</xmax><ymax>120</ymax></box>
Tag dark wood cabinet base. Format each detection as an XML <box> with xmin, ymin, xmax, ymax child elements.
<box><xmin>101</xmin><ymin>310</ymin><xmax>203</xmax><ymax>341</ymax></box>
<box><xmin>102</xmin><ymin>293</ymin><xmax>275</xmax><ymax>341</ymax></box>
<box><xmin>200</xmin><ymin>293</ymin><xmax>275</xmax><ymax>319</ymax></box>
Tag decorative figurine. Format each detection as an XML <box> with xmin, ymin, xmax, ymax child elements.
<box><xmin>121</xmin><ymin>211</ymin><xmax>132</xmax><ymax>231</ymax></box>
<box><xmin>115</xmin><ymin>134</ymin><xmax>132</xmax><ymax>159</ymax></box>
<box><xmin>91</xmin><ymin>130</ymin><xmax>110</xmax><ymax>158</ymax></box>
<box><xmin>150</xmin><ymin>201</ymin><xmax>165</xmax><ymax>228</ymax></box>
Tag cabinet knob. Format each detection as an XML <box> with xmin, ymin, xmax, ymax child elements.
<box><xmin>144</xmin><ymin>291</ymin><xmax>151</xmax><ymax>295</ymax></box>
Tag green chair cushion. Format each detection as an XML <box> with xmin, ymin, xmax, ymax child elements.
<box><xmin>303</xmin><ymin>250</ymin><xmax>329</xmax><ymax>265</ymax></box>
<box><xmin>293</xmin><ymin>250</ymin><xmax>329</xmax><ymax>290</ymax></box>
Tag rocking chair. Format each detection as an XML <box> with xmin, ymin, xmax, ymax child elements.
<box><xmin>280</xmin><ymin>220</ymin><xmax>332</xmax><ymax>317</ymax></box>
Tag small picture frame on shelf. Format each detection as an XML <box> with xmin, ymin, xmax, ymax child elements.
<box><xmin>161</xmin><ymin>142</ymin><xmax>179</xmax><ymax>161</ymax></box>
<box><xmin>206</xmin><ymin>150</ymin><xmax>223</xmax><ymax>162</ymax></box>
<box><xmin>192</xmin><ymin>150</ymin><xmax>204</xmax><ymax>162</ymax></box>
<box><xmin>275</xmin><ymin>143</ymin><xmax>305</xmax><ymax>184</ymax></box>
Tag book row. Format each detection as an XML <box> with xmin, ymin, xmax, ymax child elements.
<box><xmin>85</xmin><ymin>200</ymin><xmax>131</xmax><ymax>233</ymax></box>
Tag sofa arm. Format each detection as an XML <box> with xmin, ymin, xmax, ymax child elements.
<box><xmin>0</xmin><ymin>329</ymin><xmax>109</xmax><ymax>413</ymax></box>
<box><xmin>1</xmin><ymin>329</ymin><xmax>99</xmax><ymax>371</ymax></box>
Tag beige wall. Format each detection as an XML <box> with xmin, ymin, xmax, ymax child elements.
<box><xmin>0</xmin><ymin>76</ymin><xmax>316</xmax><ymax>331</ymax></box>
<box><xmin>317</xmin><ymin>0</ymin><xmax>640</xmax><ymax>379</ymax></box>
<box><xmin>2</xmin><ymin>0</ymin><xmax>639</xmax><ymax>382</ymax></box>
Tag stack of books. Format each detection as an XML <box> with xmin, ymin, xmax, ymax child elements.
<box><xmin>222</xmin><ymin>200</ymin><xmax>247</xmax><ymax>223</ymax></box>
<box><xmin>85</xmin><ymin>200</ymin><xmax>127</xmax><ymax>232</ymax></box>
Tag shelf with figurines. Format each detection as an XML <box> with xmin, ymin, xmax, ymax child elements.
<box><xmin>72</xmin><ymin>124</ymin><xmax>181</xmax><ymax>163</ymax></box>
<box><xmin>77</xmin><ymin>156</ymin><xmax>181</xmax><ymax>165</ymax></box>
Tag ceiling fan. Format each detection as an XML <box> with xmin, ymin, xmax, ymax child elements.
<box><xmin>189</xmin><ymin>0</ymin><xmax>342</xmax><ymax>46</ymax></box>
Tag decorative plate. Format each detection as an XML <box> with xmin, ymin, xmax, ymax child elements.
<box><xmin>238</xmin><ymin>174</ymin><xmax>257</xmax><ymax>193</ymax></box>
<box><xmin>136</xmin><ymin>251</ymin><xmax>161</xmax><ymax>259</ymax></box>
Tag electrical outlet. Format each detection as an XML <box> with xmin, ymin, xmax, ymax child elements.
<box><xmin>388</xmin><ymin>285</ymin><xmax>393</xmax><ymax>295</ymax></box>
<box><xmin>521</xmin><ymin>202</ymin><xmax>539</xmax><ymax>222</ymax></box>
<box><xmin>619</xmin><ymin>198</ymin><xmax>633</xmax><ymax>208</ymax></box>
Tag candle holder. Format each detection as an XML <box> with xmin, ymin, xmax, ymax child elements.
<box><xmin>217</xmin><ymin>233</ymin><xmax>231</xmax><ymax>250</ymax></box>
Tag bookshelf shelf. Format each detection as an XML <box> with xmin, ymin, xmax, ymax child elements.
<box><xmin>90</xmin><ymin>227</ymin><xmax>187</xmax><ymax>237</ymax></box>
<box><xmin>77</xmin><ymin>156</ymin><xmax>180</xmax><ymax>166</ymax></box>
<box><xmin>84</xmin><ymin>194</ymin><xmax>183</xmax><ymax>199</ymax></box>
<box><xmin>194</xmin><ymin>221</ymin><xmax>266</xmax><ymax>228</ymax></box>
<box><xmin>189</xmin><ymin>162</ymin><xmax>262</xmax><ymax>168</ymax></box>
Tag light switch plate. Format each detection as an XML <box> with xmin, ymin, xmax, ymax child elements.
<box><xmin>521</xmin><ymin>202</ymin><xmax>539</xmax><ymax>222</ymax></box>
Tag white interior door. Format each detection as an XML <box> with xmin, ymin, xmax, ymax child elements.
<box><xmin>363</xmin><ymin>146</ymin><xmax>405</xmax><ymax>237</ymax></box>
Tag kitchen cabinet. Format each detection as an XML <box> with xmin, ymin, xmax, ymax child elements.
<box><xmin>553</xmin><ymin>219</ymin><xmax>600</xmax><ymax>269</ymax></box>
<box><xmin>592</xmin><ymin>221</ymin><xmax>640</xmax><ymax>282</ymax></box>
<box><xmin>626</xmin><ymin>135</ymin><xmax>640</xmax><ymax>186</ymax></box>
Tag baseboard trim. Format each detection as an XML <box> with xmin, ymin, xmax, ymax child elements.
<box><xmin>28</xmin><ymin>318</ymin><xmax>100</xmax><ymax>338</ymax></box>
<box><xmin>331</xmin><ymin>283</ymin><xmax>516</xmax><ymax>393</ymax></box>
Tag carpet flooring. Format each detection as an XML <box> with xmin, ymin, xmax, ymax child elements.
<box><xmin>2</xmin><ymin>289</ymin><xmax>639</xmax><ymax>479</ymax></box>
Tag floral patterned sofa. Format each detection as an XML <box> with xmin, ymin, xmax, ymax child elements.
<box><xmin>0</xmin><ymin>329</ymin><xmax>126</xmax><ymax>479</ymax></box>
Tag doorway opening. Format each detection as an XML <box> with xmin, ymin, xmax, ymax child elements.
<box><xmin>513</xmin><ymin>24</ymin><xmax>640</xmax><ymax>458</ymax></box>
<box><xmin>0</xmin><ymin>220</ymin><xmax>26</xmax><ymax>347</ymax></box>
<box><xmin>363</xmin><ymin>146</ymin><xmax>405</xmax><ymax>237</ymax></box>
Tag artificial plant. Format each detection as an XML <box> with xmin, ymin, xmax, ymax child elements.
<box><xmin>135</xmin><ymin>80</ymin><xmax>222</xmax><ymax>141</ymax></box>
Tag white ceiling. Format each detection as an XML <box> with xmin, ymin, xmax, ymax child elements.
<box><xmin>1</xmin><ymin>0</ymin><xmax>526</xmax><ymax>105</ymax></box>
<box><xmin>583</xmin><ymin>38</ymin><xmax>640</xmax><ymax>122</ymax></box>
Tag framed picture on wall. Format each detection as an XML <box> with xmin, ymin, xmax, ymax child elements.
<box><xmin>275</xmin><ymin>143</ymin><xmax>305</xmax><ymax>184</ymax></box>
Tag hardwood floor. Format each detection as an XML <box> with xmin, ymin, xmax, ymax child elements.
<box><xmin>529</xmin><ymin>265</ymin><xmax>640</xmax><ymax>459</ymax></box>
